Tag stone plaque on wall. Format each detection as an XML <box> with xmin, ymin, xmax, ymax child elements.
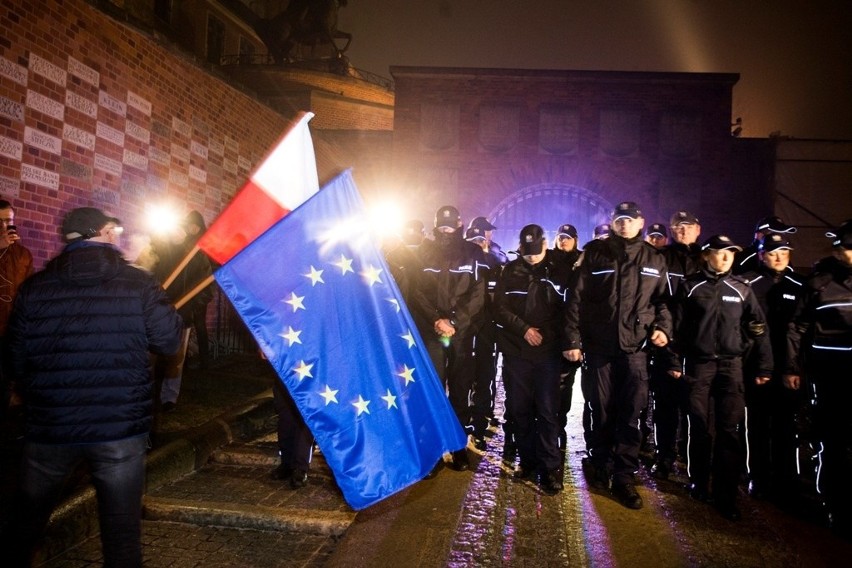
<box><xmin>478</xmin><ymin>103</ymin><xmax>519</xmax><ymax>153</ymax></box>
<box><xmin>539</xmin><ymin>105</ymin><xmax>579</xmax><ymax>155</ymax></box>
<box><xmin>599</xmin><ymin>109</ymin><xmax>640</xmax><ymax>158</ymax></box>
<box><xmin>660</xmin><ymin>112</ymin><xmax>701</xmax><ymax>159</ymax></box>
<box><xmin>419</xmin><ymin>103</ymin><xmax>459</xmax><ymax>151</ymax></box>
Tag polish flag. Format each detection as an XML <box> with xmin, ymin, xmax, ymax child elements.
<box><xmin>197</xmin><ymin>112</ymin><xmax>319</xmax><ymax>265</ymax></box>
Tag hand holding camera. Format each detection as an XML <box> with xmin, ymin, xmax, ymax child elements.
<box><xmin>5</xmin><ymin>224</ymin><xmax>20</xmax><ymax>244</ymax></box>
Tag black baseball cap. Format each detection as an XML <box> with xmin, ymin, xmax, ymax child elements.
<box><xmin>594</xmin><ymin>223</ymin><xmax>611</xmax><ymax>238</ymax></box>
<box><xmin>435</xmin><ymin>205</ymin><xmax>461</xmax><ymax>230</ymax></box>
<box><xmin>611</xmin><ymin>201</ymin><xmax>643</xmax><ymax>221</ymax></box>
<box><xmin>670</xmin><ymin>211</ymin><xmax>700</xmax><ymax>226</ymax></box>
<box><xmin>556</xmin><ymin>224</ymin><xmax>578</xmax><ymax>240</ymax></box>
<box><xmin>519</xmin><ymin>224</ymin><xmax>546</xmax><ymax>256</ymax></box>
<box><xmin>62</xmin><ymin>207</ymin><xmax>114</xmax><ymax>242</ymax></box>
<box><xmin>755</xmin><ymin>216</ymin><xmax>797</xmax><ymax>234</ymax></box>
<box><xmin>701</xmin><ymin>234</ymin><xmax>742</xmax><ymax>252</ymax></box>
<box><xmin>646</xmin><ymin>223</ymin><xmax>668</xmax><ymax>238</ymax></box>
<box><xmin>468</xmin><ymin>216</ymin><xmax>496</xmax><ymax>231</ymax></box>
<box><xmin>826</xmin><ymin>220</ymin><xmax>852</xmax><ymax>250</ymax></box>
<box><xmin>465</xmin><ymin>227</ymin><xmax>486</xmax><ymax>242</ymax></box>
<box><xmin>759</xmin><ymin>233</ymin><xmax>794</xmax><ymax>253</ymax></box>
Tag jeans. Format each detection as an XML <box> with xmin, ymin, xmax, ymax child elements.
<box><xmin>13</xmin><ymin>435</ymin><xmax>148</xmax><ymax>568</ymax></box>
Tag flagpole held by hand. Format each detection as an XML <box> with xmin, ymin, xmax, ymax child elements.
<box><xmin>174</xmin><ymin>273</ymin><xmax>215</xmax><ymax>310</ymax></box>
<box><xmin>162</xmin><ymin>244</ymin><xmax>200</xmax><ymax>290</ymax></box>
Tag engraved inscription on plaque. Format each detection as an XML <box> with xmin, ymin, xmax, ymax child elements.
<box><xmin>191</xmin><ymin>140</ymin><xmax>208</xmax><ymax>159</ymax></box>
<box><xmin>171</xmin><ymin>143</ymin><xmax>190</xmax><ymax>162</ymax></box>
<box><xmin>97</xmin><ymin>122</ymin><xmax>125</xmax><ymax>147</ymax></box>
<box><xmin>29</xmin><ymin>54</ymin><xmax>67</xmax><ymax>87</ymax></box>
<box><xmin>127</xmin><ymin>91</ymin><xmax>152</xmax><ymax>116</ymax></box>
<box><xmin>99</xmin><ymin>90</ymin><xmax>126</xmax><ymax>117</ymax></box>
<box><xmin>93</xmin><ymin>187</ymin><xmax>120</xmax><ymax>206</ymax></box>
<box><xmin>660</xmin><ymin>112</ymin><xmax>701</xmax><ymax>159</ymax></box>
<box><xmin>125</xmin><ymin>121</ymin><xmax>150</xmax><ymax>144</ymax></box>
<box><xmin>0</xmin><ymin>136</ymin><xmax>23</xmax><ymax>161</ymax></box>
<box><xmin>0</xmin><ymin>56</ymin><xmax>27</xmax><ymax>86</ymax></box>
<box><xmin>0</xmin><ymin>176</ymin><xmax>19</xmax><ymax>198</ymax></box>
<box><xmin>189</xmin><ymin>165</ymin><xmax>207</xmax><ymax>183</ymax></box>
<box><xmin>61</xmin><ymin>158</ymin><xmax>92</xmax><ymax>180</ymax></box>
<box><xmin>172</xmin><ymin>117</ymin><xmax>192</xmax><ymax>138</ymax></box>
<box><xmin>66</xmin><ymin>91</ymin><xmax>98</xmax><ymax>118</ymax></box>
<box><xmin>209</xmin><ymin>138</ymin><xmax>224</xmax><ymax>156</ymax></box>
<box><xmin>238</xmin><ymin>156</ymin><xmax>251</xmax><ymax>170</ymax></box>
<box><xmin>420</xmin><ymin>103</ymin><xmax>459</xmax><ymax>151</ymax></box>
<box><xmin>225</xmin><ymin>136</ymin><xmax>239</xmax><ymax>154</ymax></box>
<box><xmin>148</xmin><ymin>146</ymin><xmax>169</xmax><ymax>166</ymax></box>
<box><xmin>0</xmin><ymin>96</ymin><xmax>24</xmax><ymax>122</ymax></box>
<box><xmin>24</xmin><ymin>126</ymin><xmax>61</xmax><ymax>155</ymax></box>
<box><xmin>123</xmin><ymin>149</ymin><xmax>148</xmax><ymax>171</ymax></box>
<box><xmin>539</xmin><ymin>105</ymin><xmax>579</xmax><ymax>155</ymax></box>
<box><xmin>68</xmin><ymin>56</ymin><xmax>99</xmax><ymax>87</ymax></box>
<box><xmin>63</xmin><ymin>124</ymin><xmax>96</xmax><ymax>151</ymax></box>
<box><xmin>94</xmin><ymin>153</ymin><xmax>123</xmax><ymax>177</ymax></box>
<box><xmin>223</xmin><ymin>158</ymin><xmax>237</xmax><ymax>175</ymax></box>
<box><xmin>21</xmin><ymin>163</ymin><xmax>60</xmax><ymax>190</ymax></box>
<box><xmin>151</xmin><ymin>120</ymin><xmax>171</xmax><ymax>138</ymax></box>
<box><xmin>478</xmin><ymin>103</ymin><xmax>519</xmax><ymax>153</ymax></box>
<box><xmin>169</xmin><ymin>170</ymin><xmax>189</xmax><ymax>188</ymax></box>
<box><xmin>599</xmin><ymin>109</ymin><xmax>640</xmax><ymax>158</ymax></box>
<box><xmin>27</xmin><ymin>90</ymin><xmax>65</xmax><ymax>121</ymax></box>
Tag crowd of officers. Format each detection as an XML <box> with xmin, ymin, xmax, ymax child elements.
<box><xmin>383</xmin><ymin>201</ymin><xmax>852</xmax><ymax>529</ymax></box>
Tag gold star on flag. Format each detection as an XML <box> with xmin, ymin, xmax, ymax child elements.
<box><xmin>293</xmin><ymin>360</ymin><xmax>313</xmax><ymax>381</ymax></box>
<box><xmin>397</xmin><ymin>364</ymin><xmax>415</xmax><ymax>386</ymax></box>
<box><xmin>352</xmin><ymin>395</ymin><xmax>371</xmax><ymax>416</ymax></box>
<box><xmin>280</xmin><ymin>326</ymin><xmax>302</xmax><ymax>346</ymax></box>
<box><xmin>304</xmin><ymin>266</ymin><xmax>324</xmax><ymax>286</ymax></box>
<box><xmin>381</xmin><ymin>389</ymin><xmax>398</xmax><ymax>409</ymax></box>
<box><xmin>333</xmin><ymin>254</ymin><xmax>354</xmax><ymax>275</ymax></box>
<box><xmin>386</xmin><ymin>298</ymin><xmax>401</xmax><ymax>313</ymax></box>
<box><xmin>401</xmin><ymin>331</ymin><xmax>416</xmax><ymax>349</ymax></box>
<box><xmin>361</xmin><ymin>265</ymin><xmax>383</xmax><ymax>286</ymax></box>
<box><xmin>319</xmin><ymin>385</ymin><xmax>339</xmax><ymax>405</ymax></box>
<box><xmin>283</xmin><ymin>292</ymin><xmax>305</xmax><ymax>312</ymax></box>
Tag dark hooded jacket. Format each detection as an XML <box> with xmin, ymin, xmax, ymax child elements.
<box><xmin>8</xmin><ymin>242</ymin><xmax>183</xmax><ymax>444</ymax></box>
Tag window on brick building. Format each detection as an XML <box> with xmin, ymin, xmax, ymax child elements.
<box><xmin>206</xmin><ymin>15</ymin><xmax>226</xmax><ymax>65</ymax></box>
<box><xmin>239</xmin><ymin>36</ymin><xmax>255</xmax><ymax>65</ymax></box>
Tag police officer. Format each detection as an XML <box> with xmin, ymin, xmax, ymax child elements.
<box><xmin>465</xmin><ymin>217</ymin><xmax>507</xmax><ymax>451</ymax></box>
<box><xmin>667</xmin><ymin>235</ymin><xmax>773</xmax><ymax>521</ymax></box>
<box><xmin>384</xmin><ymin>219</ymin><xmax>425</xmax><ymax>304</ymax></box>
<box><xmin>734</xmin><ymin>215</ymin><xmax>797</xmax><ymax>275</ymax></box>
<box><xmin>494</xmin><ymin>224</ymin><xmax>570</xmax><ymax>494</ymax></box>
<box><xmin>565</xmin><ymin>201</ymin><xmax>671</xmax><ymax>510</ymax></box>
<box><xmin>785</xmin><ymin>220</ymin><xmax>852</xmax><ymax>533</ymax></box>
<box><xmin>741</xmin><ymin>234</ymin><xmax>806</xmax><ymax>503</ymax></box>
<box><xmin>649</xmin><ymin>210</ymin><xmax>703</xmax><ymax>480</ymax></box>
<box><xmin>645</xmin><ymin>222</ymin><xmax>669</xmax><ymax>249</ymax></box>
<box><xmin>551</xmin><ymin>224</ymin><xmax>583</xmax><ymax>453</ymax></box>
<box><xmin>410</xmin><ymin>206</ymin><xmax>486</xmax><ymax>472</ymax></box>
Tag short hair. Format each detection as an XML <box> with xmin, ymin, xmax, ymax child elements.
<box><xmin>0</xmin><ymin>199</ymin><xmax>13</xmax><ymax>211</ymax></box>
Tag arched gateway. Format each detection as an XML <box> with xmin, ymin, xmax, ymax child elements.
<box><xmin>488</xmin><ymin>183</ymin><xmax>614</xmax><ymax>253</ymax></box>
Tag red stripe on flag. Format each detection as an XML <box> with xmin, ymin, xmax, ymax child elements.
<box><xmin>197</xmin><ymin>180</ymin><xmax>290</xmax><ymax>265</ymax></box>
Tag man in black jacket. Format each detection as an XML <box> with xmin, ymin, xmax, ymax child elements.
<box><xmin>565</xmin><ymin>201</ymin><xmax>671</xmax><ymax>510</ymax></box>
<box><xmin>410</xmin><ymin>205</ymin><xmax>486</xmax><ymax>472</ymax></box>
<box><xmin>494</xmin><ymin>224</ymin><xmax>571</xmax><ymax>494</ymax></box>
<box><xmin>5</xmin><ymin>207</ymin><xmax>183</xmax><ymax>567</ymax></box>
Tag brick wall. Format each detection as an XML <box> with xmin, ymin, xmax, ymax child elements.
<box><xmin>390</xmin><ymin>67</ymin><xmax>762</xmax><ymax>239</ymax></box>
<box><xmin>0</xmin><ymin>0</ymin><xmax>294</xmax><ymax>268</ymax></box>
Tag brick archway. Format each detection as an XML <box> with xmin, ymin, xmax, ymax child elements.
<box><xmin>488</xmin><ymin>183</ymin><xmax>614</xmax><ymax>252</ymax></box>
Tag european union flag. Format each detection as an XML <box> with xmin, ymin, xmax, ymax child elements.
<box><xmin>214</xmin><ymin>170</ymin><xmax>467</xmax><ymax>510</ymax></box>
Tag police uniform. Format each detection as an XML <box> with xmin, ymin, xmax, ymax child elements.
<box><xmin>669</xmin><ymin>235</ymin><xmax>773</xmax><ymax>520</ymax></box>
<box><xmin>786</xmin><ymin>220</ymin><xmax>852</xmax><ymax>531</ymax></box>
<box><xmin>741</xmin><ymin>234</ymin><xmax>806</xmax><ymax>500</ymax></box>
<box><xmin>734</xmin><ymin>216</ymin><xmax>797</xmax><ymax>275</ymax></box>
<box><xmin>494</xmin><ymin>225</ymin><xmax>568</xmax><ymax>494</ymax></box>
<box><xmin>410</xmin><ymin>206</ymin><xmax>487</xmax><ymax>471</ymax></box>
<box><xmin>565</xmin><ymin>202</ymin><xmax>672</xmax><ymax>509</ymax></box>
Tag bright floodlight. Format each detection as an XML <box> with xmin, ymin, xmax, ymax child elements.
<box><xmin>144</xmin><ymin>203</ymin><xmax>182</xmax><ymax>235</ymax></box>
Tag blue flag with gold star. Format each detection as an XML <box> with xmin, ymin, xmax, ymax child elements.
<box><xmin>214</xmin><ymin>169</ymin><xmax>467</xmax><ymax>510</ymax></box>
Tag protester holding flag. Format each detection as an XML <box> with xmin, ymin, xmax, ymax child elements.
<box><xmin>410</xmin><ymin>205</ymin><xmax>487</xmax><ymax>472</ymax></box>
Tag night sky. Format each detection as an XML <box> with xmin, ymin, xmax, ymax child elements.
<box><xmin>337</xmin><ymin>0</ymin><xmax>852</xmax><ymax>140</ymax></box>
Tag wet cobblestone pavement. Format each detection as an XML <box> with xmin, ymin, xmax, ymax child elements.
<box><xmin>18</xmin><ymin>357</ymin><xmax>852</xmax><ymax>566</ymax></box>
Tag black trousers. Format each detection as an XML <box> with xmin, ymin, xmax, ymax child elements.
<box><xmin>471</xmin><ymin>322</ymin><xmax>498</xmax><ymax>437</ymax></box>
<box><xmin>502</xmin><ymin>352</ymin><xmax>563</xmax><ymax>472</ymax></box>
<box><xmin>585</xmin><ymin>350</ymin><xmax>649</xmax><ymax>486</ymax></box>
<box><xmin>684</xmin><ymin>358</ymin><xmax>745</xmax><ymax>506</ymax></box>
<box><xmin>423</xmin><ymin>330</ymin><xmax>476</xmax><ymax>433</ymax></box>
<box><xmin>273</xmin><ymin>380</ymin><xmax>314</xmax><ymax>473</ymax></box>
